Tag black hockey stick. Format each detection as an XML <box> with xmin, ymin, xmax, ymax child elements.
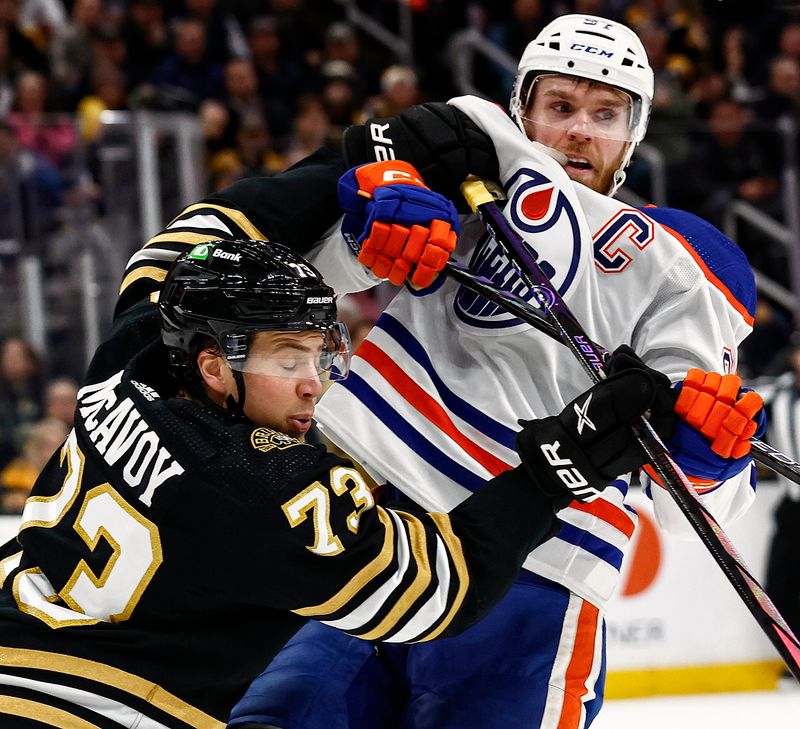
<box><xmin>459</xmin><ymin>178</ymin><xmax>800</xmax><ymax>682</ymax></box>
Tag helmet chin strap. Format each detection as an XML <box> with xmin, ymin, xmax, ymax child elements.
<box><xmin>607</xmin><ymin>140</ymin><xmax>636</xmax><ymax>197</ymax></box>
<box><xmin>186</xmin><ymin>366</ymin><xmax>249</xmax><ymax>423</ymax></box>
<box><xmin>225</xmin><ymin>369</ymin><xmax>248</xmax><ymax>422</ymax></box>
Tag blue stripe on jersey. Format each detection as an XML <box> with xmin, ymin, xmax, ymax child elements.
<box><xmin>555</xmin><ymin>522</ymin><xmax>625</xmax><ymax>570</ymax></box>
<box><xmin>341</xmin><ymin>371</ymin><xmax>488</xmax><ymax>492</ymax></box>
<box><xmin>638</xmin><ymin>206</ymin><xmax>756</xmax><ymax>318</ymax></box>
<box><xmin>374</xmin><ymin>313</ymin><xmax>519</xmax><ymax>450</ymax></box>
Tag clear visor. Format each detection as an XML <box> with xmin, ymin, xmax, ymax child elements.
<box><xmin>225</xmin><ymin>322</ymin><xmax>352</xmax><ymax>381</ymax></box>
<box><xmin>522</xmin><ymin>74</ymin><xmax>639</xmax><ymax>143</ymax></box>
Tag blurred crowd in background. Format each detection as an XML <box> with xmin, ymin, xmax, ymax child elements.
<box><xmin>1</xmin><ymin>0</ymin><xmax>800</xmax><ymax>510</ymax></box>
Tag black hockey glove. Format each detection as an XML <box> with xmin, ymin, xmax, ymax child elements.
<box><xmin>516</xmin><ymin>353</ymin><xmax>672</xmax><ymax>511</ymax></box>
<box><xmin>342</xmin><ymin>102</ymin><xmax>499</xmax><ymax>213</ymax></box>
<box><xmin>602</xmin><ymin>344</ymin><xmax>678</xmax><ymax>443</ymax></box>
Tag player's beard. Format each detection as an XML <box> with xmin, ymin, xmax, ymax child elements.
<box><xmin>557</xmin><ymin>141</ymin><xmax>629</xmax><ymax>195</ymax></box>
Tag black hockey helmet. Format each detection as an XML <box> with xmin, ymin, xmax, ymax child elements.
<box><xmin>159</xmin><ymin>239</ymin><xmax>351</xmax><ymax>385</ymax></box>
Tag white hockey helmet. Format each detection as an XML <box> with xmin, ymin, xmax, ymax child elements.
<box><xmin>510</xmin><ymin>15</ymin><xmax>654</xmax><ymax>194</ymax></box>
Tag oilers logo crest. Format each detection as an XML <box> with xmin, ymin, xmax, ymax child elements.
<box><xmin>454</xmin><ymin>168</ymin><xmax>583</xmax><ymax>330</ymax></box>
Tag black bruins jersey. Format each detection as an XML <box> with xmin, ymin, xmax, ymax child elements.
<box><xmin>0</xmin><ymin>148</ymin><xmax>557</xmax><ymax>728</ymax></box>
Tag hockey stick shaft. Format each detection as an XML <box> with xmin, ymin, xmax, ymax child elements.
<box><xmin>446</xmin><ymin>257</ymin><xmax>800</xmax><ymax>485</ymax></box>
<box><xmin>460</xmin><ymin>179</ymin><xmax>800</xmax><ymax>680</ymax></box>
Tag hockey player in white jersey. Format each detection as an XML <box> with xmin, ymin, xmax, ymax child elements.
<box><xmin>227</xmin><ymin>14</ymin><xmax>766</xmax><ymax>729</ymax></box>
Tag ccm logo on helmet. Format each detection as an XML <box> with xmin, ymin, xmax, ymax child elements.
<box><xmin>212</xmin><ymin>249</ymin><xmax>242</xmax><ymax>262</ymax></box>
<box><xmin>570</xmin><ymin>43</ymin><xmax>613</xmax><ymax>58</ymax></box>
<box><xmin>306</xmin><ymin>296</ymin><xmax>333</xmax><ymax>304</ymax></box>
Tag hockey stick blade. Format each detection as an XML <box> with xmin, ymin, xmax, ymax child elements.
<box><xmin>460</xmin><ymin>178</ymin><xmax>800</xmax><ymax>681</ymax></box>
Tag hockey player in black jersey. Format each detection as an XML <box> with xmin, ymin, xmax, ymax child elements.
<box><xmin>0</xmin><ymin>153</ymin><xmax>674</xmax><ymax>728</ymax></box>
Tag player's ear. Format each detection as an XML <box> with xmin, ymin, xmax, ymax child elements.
<box><xmin>196</xmin><ymin>349</ymin><xmax>230</xmax><ymax>396</ymax></box>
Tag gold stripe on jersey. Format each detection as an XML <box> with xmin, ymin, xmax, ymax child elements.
<box><xmin>354</xmin><ymin>511</ymin><xmax>433</xmax><ymax>640</ymax></box>
<box><xmin>414</xmin><ymin>512</ymin><xmax>470</xmax><ymax>642</ymax></box>
<box><xmin>118</xmin><ymin>266</ymin><xmax>168</xmax><ymax>295</ymax></box>
<box><xmin>171</xmin><ymin>203</ymin><xmax>266</xmax><ymax>241</ymax></box>
<box><xmin>293</xmin><ymin>506</ymin><xmax>395</xmax><ymax>618</ymax></box>
<box><xmin>143</xmin><ymin>231</ymin><xmax>227</xmax><ymax>248</ymax></box>
<box><xmin>0</xmin><ymin>695</ymin><xmax>101</xmax><ymax>728</ymax></box>
<box><xmin>0</xmin><ymin>552</ymin><xmax>21</xmax><ymax>588</ymax></box>
<box><xmin>0</xmin><ymin>647</ymin><xmax>224</xmax><ymax>728</ymax></box>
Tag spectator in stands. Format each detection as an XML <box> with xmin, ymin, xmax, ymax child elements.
<box><xmin>625</xmin><ymin>0</ymin><xmax>710</xmax><ymax>82</ymax></box>
<box><xmin>152</xmin><ymin>17</ymin><xmax>224</xmax><ymax>108</ymax></box>
<box><xmin>0</xmin><ymin>416</ymin><xmax>67</xmax><ymax>514</ymax></box>
<box><xmin>718</xmin><ymin>26</ymin><xmax>763</xmax><ymax>106</ymax></box>
<box><xmin>319</xmin><ymin>60</ymin><xmax>365</xmax><ymax>145</ymax></box>
<box><xmin>42</xmin><ymin>376</ymin><xmax>77</xmax><ymax>428</ymax></box>
<box><xmin>319</xmin><ymin>21</ymin><xmax>380</xmax><ymax>98</ymax></box>
<box><xmin>486</xmin><ymin>0</ymin><xmax>549</xmax><ymax>98</ymax></box>
<box><xmin>0</xmin><ymin>336</ymin><xmax>44</xmax><ymax>469</ymax></box>
<box><xmin>77</xmin><ymin>61</ymin><xmax>129</xmax><ymax>143</ymax></box>
<box><xmin>688</xmin><ymin>68</ymin><xmax>729</xmax><ymax>119</ymax></box>
<box><xmin>267</xmin><ymin>0</ymin><xmax>332</xmax><ymax>71</ymax></box>
<box><xmin>47</xmin><ymin>0</ymin><xmax>105</xmax><ymax>109</ymax></box>
<box><xmin>281</xmin><ymin>92</ymin><xmax>330</xmax><ymax>169</ymax></box>
<box><xmin>0</xmin><ymin>0</ymin><xmax>48</xmax><ymax>74</ymax></box>
<box><xmin>91</xmin><ymin>24</ymin><xmax>130</xmax><ymax>86</ymax></box>
<box><xmin>629</xmin><ymin>21</ymin><xmax>693</xmax><ymax>197</ymax></box>
<box><xmin>0</xmin><ymin>26</ymin><xmax>16</xmax><ymax>116</ymax></box>
<box><xmin>199</xmin><ymin>96</ymin><xmax>232</xmax><ymax>160</ymax></box>
<box><xmin>678</xmin><ymin>97</ymin><xmax>781</xmax><ymax>234</ymax></box>
<box><xmin>17</xmin><ymin>0</ymin><xmax>67</xmax><ymax>52</ymax></box>
<box><xmin>777</xmin><ymin>22</ymin><xmax>800</xmax><ymax>65</ymax></box>
<box><xmin>755</xmin><ymin>55</ymin><xmax>800</xmax><ymax>122</ymax></box>
<box><xmin>120</xmin><ymin>0</ymin><xmax>169</xmax><ymax>90</ymax></box>
<box><xmin>0</xmin><ymin>118</ymin><xmax>64</xmax><ymax>241</ymax></box>
<box><xmin>223</xmin><ymin>56</ymin><xmax>292</xmax><ymax>149</ymax></box>
<box><xmin>238</xmin><ymin>110</ymin><xmax>283</xmax><ymax>173</ymax></box>
<box><xmin>179</xmin><ymin>0</ymin><xmax>249</xmax><ymax>65</ymax></box>
<box><xmin>365</xmin><ymin>64</ymin><xmax>420</xmax><ymax>119</ymax></box>
<box><xmin>246</xmin><ymin>15</ymin><xmax>305</xmax><ymax>113</ymax></box>
<box><xmin>213</xmin><ymin>109</ymin><xmax>283</xmax><ymax>180</ymax></box>
<box><xmin>9</xmin><ymin>69</ymin><xmax>78</xmax><ymax>169</ymax></box>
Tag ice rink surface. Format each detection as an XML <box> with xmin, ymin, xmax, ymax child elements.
<box><xmin>593</xmin><ymin>683</ymin><xmax>800</xmax><ymax>728</ymax></box>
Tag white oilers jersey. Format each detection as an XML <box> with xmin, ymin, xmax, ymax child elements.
<box><xmin>310</xmin><ymin>97</ymin><xmax>758</xmax><ymax>609</ymax></box>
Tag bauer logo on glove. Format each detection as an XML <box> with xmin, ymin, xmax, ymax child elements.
<box><xmin>338</xmin><ymin>161</ymin><xmax>460</xmax><ymax>289</ymax></box>
<box><xmin>516</xmin><ymin>352</ymin><xmax>665</xmax><ymax>511</ymax></box>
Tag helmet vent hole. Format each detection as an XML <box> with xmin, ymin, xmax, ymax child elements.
<box><xmin>567</xmin><ymin>60</ymin><xmax>575</xmax><ymax>68</ymax></box>
<box><xmin>602</xmin><ymin>68</ymin><xmax>609</xmax><ymax>75</ymax></box>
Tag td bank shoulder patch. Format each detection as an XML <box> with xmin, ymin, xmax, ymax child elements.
<box><xmin>251</xmin><ymin>427</ymin><xmax>301</xmax><ymax>452</ymax></box>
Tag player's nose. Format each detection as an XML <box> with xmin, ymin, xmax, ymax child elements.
<box><xmin>566</xmin><ymin>110</ymin><xmax>594</xmax><ymax>140</ymax></box>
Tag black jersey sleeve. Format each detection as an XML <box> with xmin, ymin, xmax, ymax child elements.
<box><xmin>204</xmin><ymin>431</ymin><xmax>557</xmax><ymax>644</ymax></box>
<box><xmin>114</xmin><ymin>147</ymin><xmax>347</xmax><ymax>318</ymax></box>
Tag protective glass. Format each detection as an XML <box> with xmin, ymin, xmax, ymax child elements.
<box><xmin>521</xmin><ymin>74</ymin><xmax>638</xmax><ymax>143</ymax></box>
<box><xmin>225</xmin><ymin>322</ymin><xmax>352</xmax><ymax>381</ymax></box>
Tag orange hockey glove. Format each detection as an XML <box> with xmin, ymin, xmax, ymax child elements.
<box><xmin>675</xmin><ymin>369</ymin><xmax>763</xmax><ymax>459</ymax></box>
<box><xmin>643</xmin><ymin>369</ymin><xmax>765</xmax><ymax>490</ymax></box>
<box><xmin>339</xmin><ymin>161</ymin><xmax>459</xmax><ymax>289</ymax></box>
